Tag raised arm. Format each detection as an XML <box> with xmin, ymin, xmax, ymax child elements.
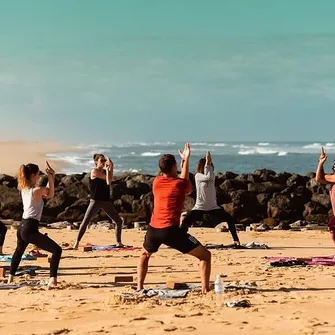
<box><xmin>105</xmin><ymin>157</ymin><xmax>114</xmax><ymax>185</ymax></box>
<box><xmin>196</xmin><ymin>151</ymin><xmax>215</xmax><ymax>182</ymax></box>
<box><xmin>33</xmin><ymin>161</ymin><xmax>55</xmax><ymax>200</ymax></box>
<box><xmin>315</xmin><ymin>147</ymin><xmax>335</xmax><ymax>184</ymax></box>
<box><xmin>179</xmin><ymin>143</ymin><xmax>191</xmax><ymax>180</ymax></box>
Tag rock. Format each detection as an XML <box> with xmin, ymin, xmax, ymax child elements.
<box><xmin>216</xmin><ymin>171</ymin><xmax>238</xmax><ymax>183</ymax></box>
<box><xmin>286</xmin><ymin>174</ymin><xmax>308</xmax><ymax>187</ymax></box>
<box><xmin>256</xmin><ymin>193</ymin><xmax>272</xmax><ymax>207</ymax></box>
<box><xmin>305</xmin><ymin>172</ymin><xmax>316</xmax><ymax>179</ymax></box>
<box><xmin>274</xmin><ymin>221</ymin><xmax>291</xmax><ymax>230</ymax></box>
<box><xmin>253</xmin><ymin>169</ymin><xmax>276</xmax><ymax>181</ymax></box>
<box><xmin>220</xmin><ymin>179</ymin><xmax>248</xmax><ymax>192</ymax></box>
<box><xmin>121</xmin><ymin>194</ymin><xmax>135</xmax><ymax>212</ymax></box>
<box><xmin>183</xmin><ymin>196</ymin><xmax>195</xmax><ymax>212</ymax></box>
<box><xmin>61</xmin><ymin>174</ymin><xmax>85</xmax><ymax>186</ymax></box>
<box><xmin>305</xmin><ymin>214</ymin><xmax>330</xmax><ymax>225</ymax></box>
<box><xmin>303</xmin><ymin>201</ymin><xmax>328</xmax><ymax>217</ymax></box>
<box><xmin>126</xmin><ymin>179</ymin><xmax>151</xmax><ymax>198</ymax></box>
<box><xmin>267</xmin><ymin>195</ymin><xmax>295</xmax><ymax>220</ymax></box>
<box><xmin>0</xmin><ymin>185</ymin><xmax>22</xmax><ymax>220</ymax></box>
<box><xmin>261</xmin><ymin>217</ymin><xmax>278</xmax><ymax>229</ymax></box>
<box><xmin>275</xmin><ymin>172</ymin><xmax>292</xmax><ymax>184</ymax></box>
<box><xmin>248</xmin><ymin>182</ymin><xmax>286</xmax><ymax>194</ymax></box>
<box><xmin>215</xmin><ymin>222</ymin><xmax>229</xmax><ymax>230</ymax></box>
<box><xmin>47</xmin><ymin>221</ymin><xmax>70</xmax><ymax>229</ymax></box>
<box><xmin>0</xmin><ymin>174</ymin><xmax>17</xmax><ymax>188</ymax></box>
<box><xmin>256</xmin><ymin>223</ymin><xmax>270</xmax><ymax>231</ymax></box>
<box><xmin>311</xmin><ymin>194</ymin><xmax>331</xmax><ymax>208</ymax></box>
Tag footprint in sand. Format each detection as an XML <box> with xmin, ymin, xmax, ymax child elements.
<box><xmin>180</xmin><ymin>326</ymin><xmax>197</xmax><ymax>332</ymax></box>
<box><xmin>130</xmin><ymin>317</ymin><xmax>147</xmax><ymax>322</ymax></box>
<box><xmin>164</xmin><ymin>326</ymin><xmax>178</xmax><ymax>332</ymax></box>
<box><xmin>50</xmin><ymin>329</ymin><xmax>71</xmax><ymax>335</ymax></box>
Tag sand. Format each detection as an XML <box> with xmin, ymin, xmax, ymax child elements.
<box><xmin>0</xmin><ymin>141</ymin><xmax>69</xmax><ymax>176</ymax></box>
<box><xmin>0</xmin><ymin>228</ymin><xmax>335</xmax><ymax>335</ymax></box>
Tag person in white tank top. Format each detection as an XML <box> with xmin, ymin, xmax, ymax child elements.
<box><xmin>8</xmin><ymin>161</ymin><xmax>62</xmax><ymax>288</ymax></box>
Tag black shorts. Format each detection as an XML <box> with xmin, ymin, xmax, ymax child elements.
<box><xmin>143</xmin><ymin>225</ymin><xmax>201</xmax><ymax>254</ymax></box>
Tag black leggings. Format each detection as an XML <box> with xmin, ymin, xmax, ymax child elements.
<box><xmin>0</xmin><ymin>221</ymin><xmax>7</xmax><ymax>246</ymax></box>
<box><xmin>10</xmin><ymin>218</ymin><xmax>62</xmax><ymax>277</ymax></box>
<box><xmin>181</xmin><ymin>207</ymin><xmax>240</xmax><ymax>242</ymax></box>
<box><xmin>76</xmin><ymin>199</ymin><xmax>123</xmax><ymax>243</ymax></box>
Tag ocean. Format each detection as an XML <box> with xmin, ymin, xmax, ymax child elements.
<box><xmin>47</xmin><ymin>141</ymin><xmax>334</xmax><ymax>176</ymax></box>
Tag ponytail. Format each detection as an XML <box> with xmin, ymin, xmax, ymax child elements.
<box><xmin>17</xmin><ymin>163</ymin><xmax>39</xmax><ymax>190</ymax></box>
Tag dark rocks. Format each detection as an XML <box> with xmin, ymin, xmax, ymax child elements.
<box><xmin>220</xmin><ymin>179</ymin><xmax>248</xmax><ymax>192</ymax></box>
<box><xmin>0</xmin><ymin>174</ymin><xmax>17</xmax><ymax>188</ymax></box>
<box><xmin>305</xmin><ymin>214</ymin><xmax>330</xmax><ymax>225</ymax></box>
<box><xmin>0</xmin><ymin>169</ymin><xmax>333</xmax><ymax>229</ymax></box>
<box><xmin>311</xmin><ymin>194</ymin><xmax>331</xmax><ymax>208</ymax></box>
<box><xmin>248</xmin><ymin>182</ymin><xmax>286</xmax><ymax>194</ymax></box>
<box><xmin>286</xmin><ymin>174</ymin><xmax>308</xmax><ymax>187</ymax></box>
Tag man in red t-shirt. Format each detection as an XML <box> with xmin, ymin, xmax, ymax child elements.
<box><xmin>137</xmin><ymin>143</ymin><xmax>211</xmax><ymax>294</ymax></box>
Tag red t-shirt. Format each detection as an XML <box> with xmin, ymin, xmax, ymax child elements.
<box><xmin>150</xmin><ymin>176</ymin><xmax>192</xmax><ymax>229</ymax></box>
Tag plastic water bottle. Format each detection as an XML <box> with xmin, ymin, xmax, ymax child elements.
<box><xmin>214</xmin><ymin>275</ymin><xmax>225</xmax><ymax>306</ymax></box>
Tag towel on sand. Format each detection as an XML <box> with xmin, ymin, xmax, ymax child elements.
<box><xmin>205</xmin><ymin>242</ymin><xmax>269</xmax><ymax>250</ymax></box>
<box><xmin>265</xmin><ymin>256</ymin><xmax>335</xmax><ymax>266</ymax></box>
<box><xmin>120</xmin><ymin>284</ymin><xmax>200</xmax><ymax>300</ymax></box>
<box><xmin>86</xmin><ymin>243</ymin><xmax>141</xmax><ymax>251</ymax></box>
<box><xmin>0</xmin><ymin>280</ymin><xmax>47</xmax><ymax>290</ymax></box>
<box><xmin>0</xmin><ymin>254</ymin><xmax>36</xmax><ymax>263</ymax></box>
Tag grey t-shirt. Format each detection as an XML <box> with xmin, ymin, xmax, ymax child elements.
<box><xmin>193</xmin><ymin>166</ymin><xmax>220</xmax><ymax>211</ymax></box>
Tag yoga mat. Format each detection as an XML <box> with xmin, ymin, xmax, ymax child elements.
<box><xmin>86</xmin><ymin>243</ymin><xmax>141</xmax><ymax>251</ymax></box>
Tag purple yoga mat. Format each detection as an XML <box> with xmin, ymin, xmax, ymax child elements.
<box><xmin>266</xmin><ymin>256</ymin><xmax>335</xmax><ymax>266</ymax></box>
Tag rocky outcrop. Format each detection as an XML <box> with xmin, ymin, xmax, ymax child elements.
<box><xmin>0</xmin><ymin>170</ymin><xmax>333</xmax><ymax>229</ymax></box>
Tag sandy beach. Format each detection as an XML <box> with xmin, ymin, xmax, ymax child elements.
<box><xmin>0</xmin><ymin>141</ymin><xmax>69</xmax><ymax>176</ymax></box>
<box><xmin>0</xmin><ymin>228</ymin><xmax>335</xmax><ymax>335</ymax></box>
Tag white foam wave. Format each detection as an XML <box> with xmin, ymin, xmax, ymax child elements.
<box><xmin>258</xmin><ymin>142</ymin><xmax>270</xmax><ymax>146</ymax></box>
<box><xmin>232</xmin><ymin>144</ymin><xmax>249</xmax><ymax>149</ymax></box>
<box><xmin>303</xmin><ymin>143</ymin><xmax>322</xmax><ymax>149</ymax></box>
<box><xmin>192</xmin><ymin>142</ymin><xmax>208</xmax><ymax>146</ymax></box>
<box><xmin>209</xmin><ymin>143</ymin><xmax>227</xmax><ymax>147</ymax></box>
<box><xmin>238</xmin><ymin>150</ymin><xmax>255</xmax><ymax>155</ymax></box>
<box><xmin>238</xmin><ymin>148</ymin><xmax>280</xmax><ymax>155</ymax></box>
<box><xmin>278</xmin><ymin>151</ymin><xmax>288</xmax><ymax>156</ymax></box>
<box><xmin>141</xmin><ymin>152</ymin><xmax>161</xmax><ymax>157</ymax></box>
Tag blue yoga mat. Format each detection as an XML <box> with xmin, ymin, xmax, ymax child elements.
<box><xmin>0</xmin><ymin>254</ymin><xmax>36</xmax><ymax>263</ymax></box>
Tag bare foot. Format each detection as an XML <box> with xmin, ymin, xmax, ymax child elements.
<box><xmin>48</xmin><ymin>277</ymin><xmax>57</xmax><ymax>288</ymax></box>
<box><xmin>72</xmin><ymin>242</ymin><xmax>79</xmax><ymax>250</ymax></box>
<box><xmin>202</xmin><ymin>287</ymin><xmax>210</xmax><ymax>294</ymax></box>
<box><xmin>117</xmin><ymin>242</ymin><xmax>125</xmax><ymax>247</ymax></box>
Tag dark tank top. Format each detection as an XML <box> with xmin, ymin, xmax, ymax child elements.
<box><xmin>90</xmin><ymin>177</ymin><xmax>110</xmax><ymax>201</ymax></box>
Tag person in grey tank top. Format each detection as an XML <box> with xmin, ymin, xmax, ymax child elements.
<box><xmin>181</xmin><ymin>151</ymin><xmax>240</xmax><ymax>244</ymax></box>
<box><xmin>8</xmin><ymin>162</ymin><xmax>62</xmax><ymax>287</ymax></box>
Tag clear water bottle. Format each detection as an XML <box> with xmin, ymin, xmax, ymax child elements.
<box><xmin>214</xmin><ymin>274</ymin><xmax>225</xmax><ymax>306</ymax></box>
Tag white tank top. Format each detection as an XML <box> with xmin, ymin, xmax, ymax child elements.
<box><xmin>21</xmin><ymin>188</ymin><xmax>44</xmax><ymax>221</ymax></box>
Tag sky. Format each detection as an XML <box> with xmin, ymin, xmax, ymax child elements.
<box><xmin>1</xmin><ymin>0</ymin><xmax>335</xmax><ymax>144</ymax></box>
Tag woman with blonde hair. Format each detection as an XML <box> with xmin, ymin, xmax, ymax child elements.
<box><xmin>8</xmin><ymin>161</ymin><xmax>62</xmax><ymax>287</ymax></box>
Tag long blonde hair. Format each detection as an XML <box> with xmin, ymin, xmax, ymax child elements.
<box><xmin>17</xmin><ymin>164</ymin><xmax>39</xmax><ymax>190</ymax></box>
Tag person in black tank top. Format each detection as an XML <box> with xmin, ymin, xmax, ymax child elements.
<box><xmin>72</xmin><ymin>154</ymin><xmax>124</xmax><ymax>249</ymax></box>
<box><xmin>90</xmin><ymin>177</ymin><xmax>110</xmax><ymax>201</ymax></box>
